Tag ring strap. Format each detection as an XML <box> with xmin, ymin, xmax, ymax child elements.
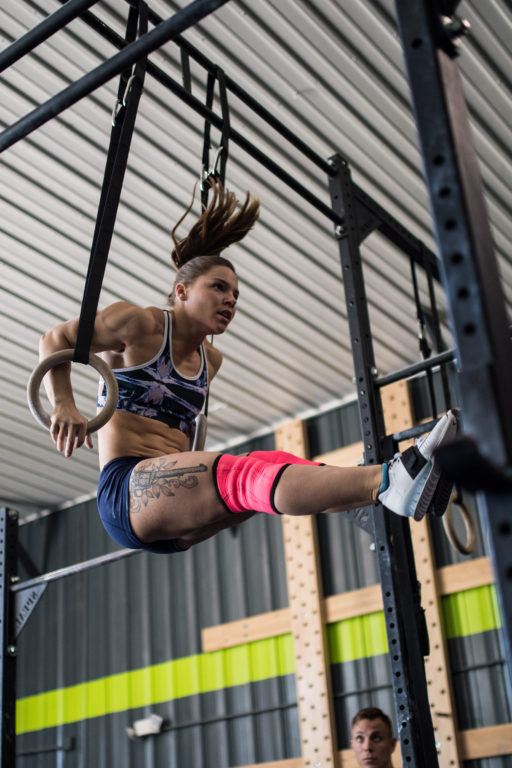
<box><xmin>200</xmin><ymin>65</ymin><xmax>230</xmax><ymax>209</ymax></box>
<box><xmin>73</xmin><ymin>1</ymin><xmax>148</xmax><ymax>363</ymax></box>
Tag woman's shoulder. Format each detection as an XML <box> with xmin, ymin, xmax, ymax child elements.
<box><xmin>204</xmin><ymin>338</ymin><xmax>223</xmax><ymax>377</ymax></box>
<box><xmin>101</xmin><ymin>302</ymin><xmax>163</xmax><ymax>331</ymax></box>
<box><xmin>96</xmin><ymin>303</ymin><xmax>165</xmax><ymax>350</ymax></box>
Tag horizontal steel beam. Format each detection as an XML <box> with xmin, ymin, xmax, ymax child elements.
<box><xmin>392</xmin><ymin>417</ymin><xmax>439</xmax><ymax>443</ymax></box>
<box><xmin>11</xmin><ymin>548</ymin><xmax>140</xmax><ymax>593</ymax></box>
<box><xmin>143</xmin><ymin>3</ymin><xmax>333</xmax><ymax>177</ymax></box>
<box><xmin>375</xmin><ymin>348</ymin><xmax>456</xmax><ymax>387</ymax></box>
<box><xmin>0</xmin><ymin>0</ymin><xmax>99</xmax><ymax>73</ymax></box>
<box><xmin>60</xmin><ymin>1</ymin><xmax>343</xmax><ymax>223</ymax></box>
<box><xmin>29</xmin><ymin>0</ymin><xmax>441</xmax><ymax>251</ymax></box>
<box><xmin>0</xmin><ymin>0</ymin><xmax>231</xmax><ymax>152</ymax></box>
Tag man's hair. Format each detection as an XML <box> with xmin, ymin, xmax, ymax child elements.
<box><xmin>351</xmin><ymin>707</ymin><xmax>394</xmax><ymax>737</ymax></box>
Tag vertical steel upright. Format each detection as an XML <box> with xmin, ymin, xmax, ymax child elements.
<box><xmin>328</xmin><ymin>155</ymin><xmax>439</xmax><ymax>767</ymax></box>
<box><xmin>0</xmin><ymin>509</ymin><xmax>18</xmax><ymax>768</ymax></box>
<box><xmin>393</xmin><ymin>0</ymin><xmax>512</xmax><ymax>685</ymax></box>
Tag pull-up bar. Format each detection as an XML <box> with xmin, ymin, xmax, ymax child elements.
<box><xmin>1</xmin><ymin>0</ymin><xmax>341</xmax><ymax>225</ymax></box>
<box><xmin>11</xmin><ymin>547</ymin><xmax>140</xmax><ymax>594</ymax></box>
<box><xmin>375</xmin><ymin>347</ymin><xmax>456</xmax><ymax>388</ymax></box>
<box><xmin>12</xmin><ymin>545</ymin><xmax>142</xmax><ymax>638</ymax></box>
<box><xmin>0</xmin><ymin>0</ymin><xmax>231</xmax><ymax>152</ymax></box>
<box><xmin>1</xmin><ymin>0</ymin><xmax>445</xmax><ymax>270</ymax></box>
<box><xmin>56</xmin><ymin>0</ymin><xmax>442</xmax><ymax>269</ymax></box>
<box><xmin>0</xmin><ymin>0</ymin><xmax>99</xmax><ymax>73</ymax></box>
<box><xmin>143</xmin><ymin>3</ymin><xmax>333</xmax><ymax>177</ymax></box>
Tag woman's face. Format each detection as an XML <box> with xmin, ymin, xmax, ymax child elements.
<box><xmin>176</xmin><ymin>265</ymin><xmax>239</xmax><ymax>335</ymax></box>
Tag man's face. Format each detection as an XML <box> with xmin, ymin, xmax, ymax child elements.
<box><xmin>350</xmin><ymin>718</ymin><xmax>397</xmax><ymax>767</ymax></box>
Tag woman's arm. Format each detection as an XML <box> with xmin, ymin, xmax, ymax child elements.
<box><xmin>39</xmin><ymin>302</ymin><xmax>151</xmax><ymax>457</ymax></box>
<box><xmin>204</xmin><ymin>339</ymin><xmax>223</xmax><ymax>383</ymax></box>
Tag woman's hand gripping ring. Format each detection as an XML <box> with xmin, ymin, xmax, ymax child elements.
<box><xmin>27</xmin><ymin>349</ymin><xmax>119</xmax><ymax>434</ymax></box>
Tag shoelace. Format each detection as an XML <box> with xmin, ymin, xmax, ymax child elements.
<box><xmin>388</xmin><ymin>452</ymin><xmax>403</xmax><ymax>467</ymax></box>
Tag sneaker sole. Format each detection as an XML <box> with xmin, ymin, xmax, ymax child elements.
<box><xmin>428</xmin><ymin>473</ymin><xmax>454</xmax><ymax>519</ymax></box>
<box><xmin>413</xmin><ymin>462</ymin><xmax>443</xmax><ymax>521</ymax></box>
<box><xmin>413</xmin><ymin>410</ymin><xmax>459</xmax><ymax>521</ymax></box>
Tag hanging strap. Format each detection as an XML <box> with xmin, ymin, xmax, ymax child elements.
<box><xmin>200</xmin><ymin>71</ymin><xmax>215</xmax><ymax>202</ymax></box>
<box><xmin>180</xmin><ymin>46</ymin><xmax>192</xmax><ymax>94</ymax></box>
<box><xmin>201</xmin><ymin>66</ymin><xmax>230</xmax><ymax>208</ymax></box>
<box><xmin>73</xmin><ymin>0</ymin><xmax>148</xmax><ymax>363</ymax></box>
<box><xmin>199</xmin><ymin>66</ymin><xmax>231</xmax><ymax>418</ymax></box>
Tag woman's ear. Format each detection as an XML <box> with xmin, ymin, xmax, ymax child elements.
<box><xmin>175</xmin><ymin>282</ymin><xmax>187</xmax><ymax>302</ymax></box>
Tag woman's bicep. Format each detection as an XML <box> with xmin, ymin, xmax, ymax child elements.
<box><xmin>39</xmin><ymin>317</ymin><xmax>80</xmax><ymax>358</ymax></box>
<box><xmin>39</xmin><ymin>302</ymin><xmax>141</xmax><ymax>357</ymax></box>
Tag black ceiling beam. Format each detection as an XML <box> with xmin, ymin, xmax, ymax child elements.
<box><xmin>0</xmin><ymin>0</ymin><xmax>232</xmax><ymax>152</ymax></box>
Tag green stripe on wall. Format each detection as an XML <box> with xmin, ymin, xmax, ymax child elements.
<box><xmin>17</xmin><ymin>585</ymin><xmax>501</xmax><ymax>735</ymax></box>
<box><xmin>17</xmin><ymin>635</ymin><xmax>295</xmax><ymax>735</ymax></box>
<box><xmin>328</xmin><ymin>611</ymin><xmax>388</xmax><ymax>663</ymax></box>
<box><xmin>442</xmin><ymin>584</ymin><xmax>501</xmax><ymax>638</ymax></box>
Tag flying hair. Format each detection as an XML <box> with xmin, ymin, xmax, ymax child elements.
<box><xmin>170</xmin><ymin>178</ymin><xmax>260</xmax><ymax>269</ymax></box>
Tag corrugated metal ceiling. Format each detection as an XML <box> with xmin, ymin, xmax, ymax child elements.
<box><xmin>1</xmin><ymin>0</ymin><xmax>511</xmax><ymax>517</ymax></box>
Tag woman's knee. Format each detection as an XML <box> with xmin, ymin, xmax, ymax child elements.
<box><xmin>212</xmin><ymin>453</ymin><xmax>290</xmax><ymax>515</ymax></box>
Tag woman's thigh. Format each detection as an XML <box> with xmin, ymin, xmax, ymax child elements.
<box><xmin>175</xmin><ymin>510</ymin><xmax>258</xmax><ymax>550</ymax></box>
<box><xmin>128</xmin><ymin>451</ymin><xmax>233</xmax><ymax>543</ymax></box>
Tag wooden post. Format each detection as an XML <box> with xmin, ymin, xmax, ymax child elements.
<box><xmin>380</xmin><ymin>379</ymin><xmax>414</xmax><ymax>438</ymax></box>
<box><xmin>275</xmin><ymin>419</ymin><xmax>338</xmax><ymax>768</ymax></box>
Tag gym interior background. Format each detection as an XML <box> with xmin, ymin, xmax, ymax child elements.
<box><xmin>1</xmin><ymin>1</ymin><xmax>511</xmax><ymax>766</ymax></box>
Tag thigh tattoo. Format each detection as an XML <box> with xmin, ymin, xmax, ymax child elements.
<box><xmin>129</xmin><ymin>457</ymin><xmax>208</xmax><ymax>514</ymax></box>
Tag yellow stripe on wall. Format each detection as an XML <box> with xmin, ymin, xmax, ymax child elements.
<box><xmin>17</xmin><ymin>635</ymin><xmax>295</xmax><ymax>735</ymax></box>
<box><xmin>328</xmin><ymin>612</ymin><xmax>388</xmax><ymax>664</ymax></box>
<box><xmin>442</xmin><ymin>585</ymin><xmax>501</xmax><ymax>639</ymax></box>
<box><xmin>17</xmin><ymin>585</ymin><xmax>502</xmax><ymax>735</ymax></box>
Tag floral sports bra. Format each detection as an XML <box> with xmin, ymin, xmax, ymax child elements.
<box><xmin>97</xmin><ymin>310</ymin><xmax>208</xmax><ymax>434</ymax></box>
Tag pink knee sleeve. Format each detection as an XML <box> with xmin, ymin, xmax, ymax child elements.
<box><xmin>213</xmin><ymin>454</ymin><xmax>290</xmax><ymax>515</ymax></box>
<box><xmin>248</xmin><ymin>450</ymin><xmax>322</xmax><ymax>466</ymax></box>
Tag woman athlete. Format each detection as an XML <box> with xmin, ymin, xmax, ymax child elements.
<box><xmin>40</xmin><ymin>182</ymin><xmax>457</xmax><ymax>553</ymax></box>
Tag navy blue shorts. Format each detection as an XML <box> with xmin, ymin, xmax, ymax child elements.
<box><xmin>97</xmin><ymin>456</ymin><xmax>184</xmax><ymax>554</ymax></box>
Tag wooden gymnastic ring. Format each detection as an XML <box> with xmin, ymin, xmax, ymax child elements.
<box><xmin>442</xmin><ymin>493</ymin><xmax>476</xmax><ymax>556</ymax></box>
<box><xmin>27</xmin><ymin>349</ymin><xmax>118</xmax><ymax>434</ymax></box>
<box><xmin>191</xmin><ymin>412</ymin><xmax>207</xmax><ymax>452</ymax></box>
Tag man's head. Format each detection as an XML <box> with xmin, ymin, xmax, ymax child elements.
<box><xmin>350</xmin><ymin>707</ymin><xmax>397</xmax><ymax>767</ymax></box>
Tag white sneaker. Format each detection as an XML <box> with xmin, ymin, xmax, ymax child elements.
<box><xmin>378</xmin><ymin>410</ymin><xmax>458</xmax><ymax>521</ymax></box>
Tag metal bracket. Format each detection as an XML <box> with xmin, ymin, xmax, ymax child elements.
<box><xmin>14</xmin><ymin>584</ymin><xmax>47</xmax><ymax>639</ymax></box>
<box><xmin>339</xmin><ymin>506</ymin><xmax>374</xmax><ymax>535</ymax></box>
